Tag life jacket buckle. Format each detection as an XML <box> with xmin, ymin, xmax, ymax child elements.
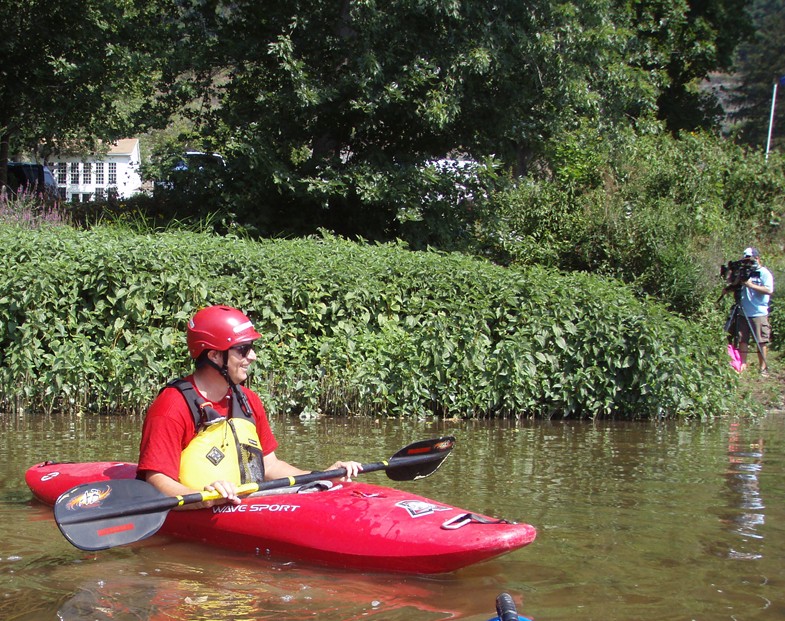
<box><xmin>199</xmin><ymin>402</ymin><xmax>224</xmax><ymax>426</ymax></box>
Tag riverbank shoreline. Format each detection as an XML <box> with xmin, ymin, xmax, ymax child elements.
<box><xmin>738</xmin><ymin>350</ymin><xmax>785</xmax><ymax>414</ymax></box>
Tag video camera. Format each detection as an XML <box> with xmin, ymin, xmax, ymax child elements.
<box><xmin>720</xmin><ymin>258</ymin><xmax>761</xmax><ymax>290</ymax></box>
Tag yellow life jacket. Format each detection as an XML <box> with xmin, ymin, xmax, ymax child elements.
<box><xmin>168</xmin><ymin>379</ymin><xmax>265</xmax><ymax>490</ymax></box>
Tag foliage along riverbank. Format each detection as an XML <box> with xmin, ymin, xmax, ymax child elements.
<box><xmin>0</xmin><ymin>224</ymin><xmax>739</xmax><ymax>419</ymax></box>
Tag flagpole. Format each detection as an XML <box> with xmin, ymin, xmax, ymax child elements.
<box><xmin>766</xmin><ymin>79</ymin><xmax>778</xmax><ymax>160</ymax></box>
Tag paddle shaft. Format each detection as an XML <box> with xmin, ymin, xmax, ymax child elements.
<box><xmin>54</xmin><ymin>436</ymin><xmax>454</xmax><ymax>551</ymax></box>
<box><xmin>56</xmin><ymin>451</ymin><xmax>446</xmax><ymax>526</ymax></box>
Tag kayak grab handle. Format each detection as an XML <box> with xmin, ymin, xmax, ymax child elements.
<box><xmin>441</xmin><ymin>513</ymin><xmax>514</xmax><ymax>530</ymax></box>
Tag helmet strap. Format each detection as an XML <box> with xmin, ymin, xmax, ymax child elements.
<box><xmin>219</xmin><ymin>350</ymin><xmax>232</xmax><ymax>383</ymax></box>
<box><xmin>205</xmin><ymin>350</ymin><xmax>254</xmax><ymax>418</ymax></box>
<box><xmin>203</xmin><ymin>351</ymin><xmax>231</xmax><ymax>383</ymax></box>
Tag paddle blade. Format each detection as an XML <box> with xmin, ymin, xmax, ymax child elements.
<box><xmin>385</xmin><ymin>435</ymin><xmax>455</xmax><ymax>481</ymax></box>
<box><xmin>55</xmin><ymin>479</ymin><xmax>170</xmax><ymax>551</ymax></box>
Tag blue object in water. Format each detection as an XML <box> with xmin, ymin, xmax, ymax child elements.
<box><xmin>487</xmin><ymin>593</ymin><xmax>533</xmax><ymax>621</ymax></box>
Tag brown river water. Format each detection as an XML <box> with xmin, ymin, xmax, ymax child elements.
<box><xmin>1</xmin><ymin>411</ymin><xmax>783</xmax><ymax>621</ymax></box>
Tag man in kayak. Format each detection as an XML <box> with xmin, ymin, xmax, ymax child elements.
<box><xmin>137</xmin><ymin>304</ymin><xmax>361</xmax><ymax>509</ymax></box>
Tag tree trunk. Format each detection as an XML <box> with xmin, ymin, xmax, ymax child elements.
<box><xmin>0</xmin><ymin>129</ymin><xmax>10</xmax><ymax>188</ymax></box>
<box><xmin>513</xmin><ymin>143</ymin><xmax>533</xmax><ymax>178</ymax></box>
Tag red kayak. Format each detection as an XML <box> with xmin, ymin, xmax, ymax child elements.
<box><xmin>26</xmin><ymin>460</ymin><xmax>536</xmax><ymax>574</ymax></box>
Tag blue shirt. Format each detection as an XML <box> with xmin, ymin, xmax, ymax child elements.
<box><xmin>740</xmin><ymin>264</ymin><xmax>774</xmax><ymax>317</ymax></box>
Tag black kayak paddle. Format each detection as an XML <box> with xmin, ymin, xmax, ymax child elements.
<box><xmin>54</xmin><ymin>436</ymin><xmax>455</xmax><ymax>551</ymax></box>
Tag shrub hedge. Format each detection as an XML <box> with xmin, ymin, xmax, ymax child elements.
<box><xmin>0</xmin><ymin>224</ymin><xmax>737</xmax><ymax>419</ymax></box>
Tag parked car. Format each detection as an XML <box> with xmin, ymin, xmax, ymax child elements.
<box><xmin>154</xmin><ymin>151</ymin><xmax>226</xmax><ymax>194</ymax></box>
<box><xmin>4</xmin><ymin>162</ymin><xmax>59</xmax><ymax>200</ymax></box>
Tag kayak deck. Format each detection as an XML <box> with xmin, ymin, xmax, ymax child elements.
<box><xmin>26</xmin><ymin>461</ymin><xmax>536</xmax><ymax>574</ymax></box>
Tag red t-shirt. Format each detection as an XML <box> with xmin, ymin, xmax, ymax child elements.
<box><xmin>137</xmin><ymin>375</ymin><xmax>279</xmax><ymax>482</ymax></box>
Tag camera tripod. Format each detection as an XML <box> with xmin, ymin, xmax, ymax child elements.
<box><xmin>727</xmin><ymin>301</ymin><xmax>768</xmax><ymax>369</ymax></box>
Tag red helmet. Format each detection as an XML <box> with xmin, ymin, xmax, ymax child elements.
<box><xmin>186</xmin><ymin>305</ymin><xmax>261</xmax><ymax>358</ymax></box>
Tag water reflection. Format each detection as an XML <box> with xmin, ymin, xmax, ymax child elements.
<box><xmin>722</xmin><ymin>421</ymin><xmax>766</xmax><ymax>559</ymax></box>
<box><xmin>49</xmin><ymin>549</ymin><xmax>496</xmax><ymax>621</ymax></box>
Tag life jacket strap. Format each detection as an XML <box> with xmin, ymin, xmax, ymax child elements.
<box><xmin>166</xmin><ymin>378</ymin><xmax>254</xmax><ymax>431</ymax></box>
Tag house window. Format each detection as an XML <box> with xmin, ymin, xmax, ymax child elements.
<box><xmin>82</xmin><ymin>163</ymin><xmax>92</xmax><ymax>185</ymax></box>
<box><xmin>57</xmin><ymin>163</ymin><xmax>67</xmax><ymax>184</ymax></box>
<box><xmin>95</xmin><ymin>162</ymin><xmax>104</xmax><ymax>185</ymax></box>
<box><xmin>95</xmin><ymin>188</ymin><xmax>105</xmax><ymax>201</ymax></box>
<box><xmin>70</xmin><ymin>162</ymin><xmax>79</xmax><ymax>184</ymax></box>
<box><xmin>108</xmin><ymin>163</ymin><xmax>117</xmax><ymax>185</ymax></box>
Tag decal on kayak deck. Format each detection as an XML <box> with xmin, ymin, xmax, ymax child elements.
<box><xmin>395</xmin><ymin>500</ymin><xmax>452</xmax><ymax>518</ymax></box>
<box><xmin>65</xmin><ymin>486</ymin><xmax>112</xmax><ymax>510</ymax></box>
<box><xmin>212</xmin><ymin>503</ymin><xmax>301</xmax><ymax>514</ymax></box>
<box><xmin>41</xmin><ymin>472</ymin><xmax>60</xmax><ymax>481</ymax></box>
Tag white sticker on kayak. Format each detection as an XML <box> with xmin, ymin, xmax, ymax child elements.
<box><xmin>41</xmin><ymin>472</ymin><xmax>60</xmax><ymax>481</ymax></box>
<box><xmin>395</xmin><ymin>500</ymin><xmax>452</xmax><ymax>518</ymax></box>
<box><xmin>212</xmin><ymin>503</ymin><xmax>301</xmax><ymax>514</ymax></box>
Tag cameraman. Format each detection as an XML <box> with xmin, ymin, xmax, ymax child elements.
<box><xmin>733</xmin><ymin>247</ymin><xmax>774</xmax><ymax>376</ymax></box>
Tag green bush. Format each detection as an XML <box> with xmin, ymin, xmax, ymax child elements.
<box><xmin>0</xmin><ymin>225</ymin><xmax>736</xmax><ymax>419</ymax></box>
<box><xmin>476</xmin><ymin>130</ymin><xmax>785</xmax><ymax>322</ymax></box>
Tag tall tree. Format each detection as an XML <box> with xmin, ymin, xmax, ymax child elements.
<box><xmin>218</xmin><ymin>1</ymin><xmax>647</xmax><ymax>165</ymax></box>
<box><xmin>625</xmin><ymin>0</ymin><xmax>754</xmax><ymax>132</ymax></box>
<box><xmin>730</xmin><ymin>0</ymin><xmax>785</xmax><ymax>150</ymax></box>
<box><xmin>0</xmin><ymin>0</ymin><xmax>178</xmax><ymax>185</ymax></box>
<box><xmin>189</xmin><ymin>1</ymin><xmax>748</xmax><ymax>165</ymax></box>
<box><xmin>162</xmin><ymin>0</ymin><xmax>659</xmax><ymax>236</ymax></box>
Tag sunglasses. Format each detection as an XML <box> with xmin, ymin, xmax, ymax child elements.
<box><xmin>230</xmin><ymin>343</ymin><xmax>255</xmax><ymax>357</ymax></box>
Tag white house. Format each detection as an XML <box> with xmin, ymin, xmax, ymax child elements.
<box><xmin>48</xmin><ymin>138</ymin><xmax>143</xmax><ymax>202</ymax></box>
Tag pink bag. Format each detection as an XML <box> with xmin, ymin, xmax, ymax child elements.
<box><xmin>727</xmin><ymin>343</ymin><xmax>743</xmax><ymax>373</ymax></box>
